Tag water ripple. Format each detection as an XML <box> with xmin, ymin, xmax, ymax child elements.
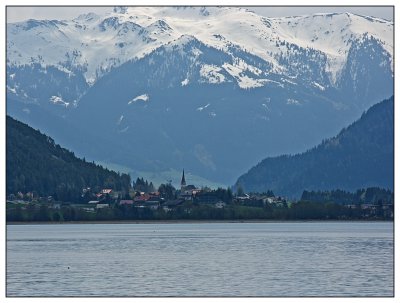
<box><xmin>7</xmin><ymin>222</ymin><xmax>393</xmax><ymax>297</ymax></box>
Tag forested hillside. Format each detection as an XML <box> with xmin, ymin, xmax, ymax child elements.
<box><xmin>235</xmin><ymin>96</ymin><xmax>394</xmax><ymax>198</ymax></box>
<box><xmin>6</xmin><ymin>116</ymin><xmax>131</xmax><ymax>201</ymax></box>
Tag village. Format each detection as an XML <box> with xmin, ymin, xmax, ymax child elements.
<box><xmin>6</xmin><ymin>169</ymin><xmax>292</xmax><ymax>219</ymax></box>
<box><xmin>7</xmin><ymin>168</ymin><xmax>394</xmax><ymax>223</ymax></box>
<box><xmin>84</xmin><ymin>170</ymin><xmax>287</xmax><ymax>213</ymax></box>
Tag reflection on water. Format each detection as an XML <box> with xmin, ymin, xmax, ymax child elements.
<box><xmin>7</xmin><ymin>222</ymin><xmax>393</xmax><ymax>296</ymax></box>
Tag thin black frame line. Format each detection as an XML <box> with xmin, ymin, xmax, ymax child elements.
<box><xmin>4</xmin><ymin>4</ymin><xmax>395</xmax><ymax>299</ymax></box>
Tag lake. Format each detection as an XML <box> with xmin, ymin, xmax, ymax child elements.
<box><xmin>6</xmin><ymin>221</ymin><xmax>393</xmax><ymax>297</ymax></box>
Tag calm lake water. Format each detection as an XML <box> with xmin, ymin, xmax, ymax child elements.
<box><xmin>7</xmin><ymin>221</ymin><xmax>393</xmax><ymax>297</ymax></box>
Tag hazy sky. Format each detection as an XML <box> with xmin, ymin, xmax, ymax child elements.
<box><xmin>6</xmin><ymin>6</ymin><xmax>394</xmax><ymax>23</ymax></box>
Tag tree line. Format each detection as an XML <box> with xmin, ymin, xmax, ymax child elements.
<box><xmin>7</xmin><ymin>198</ymin><xmax>393</xmax><ymax>222</ymax></box>
<box><xmin>301</xmin><ymin>187</ymin><xmax>393</xmax><ymax>205</ymax></box>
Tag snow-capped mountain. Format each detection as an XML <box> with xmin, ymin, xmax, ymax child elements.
<box><xmin>6</xmin><ymin>7</ymin><xmax>393</xmax><ymax>186</ymax></box>
<box><xmin>7</xmin><ymin>7</ymin><xmax>392</xmax><ymax>100</ymax></box>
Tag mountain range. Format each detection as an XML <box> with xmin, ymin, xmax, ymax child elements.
<box><xmin>6</xmin><ymin>6</ymin><xmax>393</xmax><ymax>186</ymax></box>
<box><xmin>235</xmin><ymin>96</ymin><xmax>394</xmax><ymax>198</ymax></box>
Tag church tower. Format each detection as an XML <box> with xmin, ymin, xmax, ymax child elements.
<box><xmin>180</xmin><ymin>169</ymin><xmax>186</xmax><ymax>190</ymax></box>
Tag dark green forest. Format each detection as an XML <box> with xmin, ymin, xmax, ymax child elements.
<box><xmin>301</xmin><ymin>187</ymin><xmax>393</xmax><ymax>205</ymax></box>
<box><xmin>7</xmin><ymin>195</ymin><xmax>393</xmax><ymax>222</ymax></box>
<box><xmin>6</xmin><ymin>115</ymin><xmax>131</xmax><ymax>201</ymax></box>
<box><xmin>235</xmin><ymin>96</ymin><xmax>394</xmax><ymax>197</ymax></box>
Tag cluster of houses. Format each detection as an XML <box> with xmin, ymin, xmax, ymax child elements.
<box><xmin>82</xmin><ymin>170</ymin><xmax>288</xmax><ymax>212</ymax></box>
<box><xmin>85</xmin><ymin>170</ymin><xmax>226</xmax><ymax>211</ymax></box>
<box><xmin>7</xmin><ymin>169</ymin><xmax>291</xmax><ymax>213</ymax></box>
<box><xmin>235</xmin><ymin>193</ymin><xmax>288</xmax><ymax>208</ymax></box>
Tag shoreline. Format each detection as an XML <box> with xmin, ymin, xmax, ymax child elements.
<box><xmin>6</xmin><ymin>219</ymin><xmax>392</xmax><ymax>225</ymax></box>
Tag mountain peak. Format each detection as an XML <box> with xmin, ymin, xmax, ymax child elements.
<box><xmin>74</xmin><ymin>12</ymin><xmax>100</xmax><ymax>22</ymax></box>
<box><xmin>7</xmin><ymin>7</ymin><xmax>392</xmax><ymax>86</ymax></box>
<box><xmin>113</xmin><ymin>6</ymin><xmax>128</xmax><ymax>14</ymax></box>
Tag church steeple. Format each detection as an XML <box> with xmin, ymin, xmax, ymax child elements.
<box><xmin>181</xmin><ymin>169</ymin><xmax>186</xmax><ymax>188</ymax></box>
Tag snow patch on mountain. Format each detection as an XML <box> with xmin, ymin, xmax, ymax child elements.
<box><xmin>312</xmin><ymin>81</ymin><xmax>326</xmax><ymax>91</ymax></box>
<box><xmin>49</xmin><ymin>96</ymin><xmax>70</xmax><ymax>107</ymax></box>
<box><xmin>200</xmin><ymin>64</ymin><xmax>226</xmax><ymax>84</ymax></box>
<box><xmin>117</xmin><ymin>115</ymin><xmax>124</xmax><ymax>125</ymax></box>
<box><xmin>128</xmin><ymin>94</ymin><xmax>149</xmax><ymax>104</ymax></box>
<box><xmin>222</xmin><ymin>61</ymin><xmax>275</xmax><ymax>89</ymax></box>
<box><xmin>197</xmin><ymin>103</ymin><xmax>210</xmax><ymax>111</ymax></box>
<box><xmin>118</xmin><ymin>126</ymin><xmax>129</xmax><ymax>133</ymax></box>
<box><xmin>281</xmin><ymin>78</ymin><xmax>297</xmax><ymax>86</ymax></box>
<box><xmin>7</xmin><ymin>86</ymin><xmax>16</xmax><ymax>94</ymax></box>
<box><xmin>287</xmin><ymin>98</ymin><xmax>301</xmax><ymax>105</ymax></box>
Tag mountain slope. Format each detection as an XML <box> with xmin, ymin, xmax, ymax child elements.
<box><xmin>234</xmin><ymin>96</ymin><xmax>394</xmax><ymax>198</ymax></box>
<box><xmin>6</xmin><ymin>7</ymin><xmax>394</xmax><ymax>185</ymax></box>
<box><xmin>7</xmin><ymin>7</ymin><xmax>393</xmax><ymax>110</ymax></box>
<box><xmin>7</xmin><ymin>8</ymin><xmax>393</xmax><ymax>81</ymax></box>
<box><xmin>67</xmin><ymin>36</ymin><xmax>362</xmax><ymax>184</ymax></box>
<box><xmin>6</xmin><ymin>116</ymin><xmax>131</xmax><ymax>201</ymax></box>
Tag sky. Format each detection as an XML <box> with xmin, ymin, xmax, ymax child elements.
<box><xmin>6</xmin><ymin>5</ymin><xmax>394</xmax><ymax>23</ymax></box>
